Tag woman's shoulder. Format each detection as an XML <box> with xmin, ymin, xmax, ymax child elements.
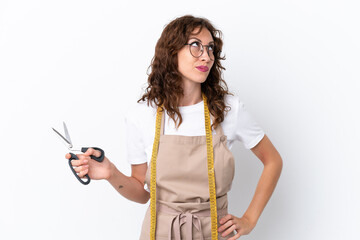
<box><xmin>222</xmin><ymin>93</ymin><xmax>265</xmax><ymax>149</ymax></box>
<box><xmin>123</xmin><ymin>100</ymin><xmax>157</xmax><ymax>137</ymax></box>
<box><xmin>125</xmin><ymin>99</ymin><xmax>157</xmax><ymax>122</ymax></box>
<box><xmin>221</xmin><ymin>93</ymin><xmax>255</xmax><ymax>132</ymax></box>
<box><xmin>223</xmin><ymin>94</ymin><xmax>244</xmax><ymax>116</ymax></box>
<box><xmin>225</xmin><ymin>93</ymin><xmax>245</xmax><ymax>104</ymax></box>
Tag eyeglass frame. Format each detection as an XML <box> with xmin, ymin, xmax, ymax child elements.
<box><xmin>184</xmin><ymin>41</ymin><xmax>215</xmax><ymax>61</ymax></box>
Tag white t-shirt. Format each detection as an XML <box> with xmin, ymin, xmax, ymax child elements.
<box><xmin>124</xmin><ymin>94</ymin><xmax>265</xmax><ymax>165</ymax></box>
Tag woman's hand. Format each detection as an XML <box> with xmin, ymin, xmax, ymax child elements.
<box><xmin>218</xmin><ymin>214</ymin><xmax>256</xmax><ymax>239</ymax></box>
<box><xmin>65</xmin><ymin>148</ymin><xmax>112</xmax><ymax>180</ymax></box>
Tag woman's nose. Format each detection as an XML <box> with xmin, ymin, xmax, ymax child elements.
<box><xmin>200</xmin><ymin>49</ymin><xmax>211</xmax><ymax>62</ymax></box>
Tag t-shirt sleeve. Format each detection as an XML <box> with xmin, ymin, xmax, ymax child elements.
<box><xmin>231</xmin><ymin>97</ymin><xmax>265</xmax><ymax>149</ymax></box>
<box><xmin>124</xmin><ymin>110</ymin><xmax>147</xmax><ymax>165</ymax></box>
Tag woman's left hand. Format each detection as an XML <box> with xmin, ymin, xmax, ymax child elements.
<box><xmin>218</xmin><ymin>214</ymin><xmax>256</xmax><ymax>239</ymax></box>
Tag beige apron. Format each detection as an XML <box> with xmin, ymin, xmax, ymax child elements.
<box><xmin>140</xmin><ymin>110</ymin><xmax>236</xmax><ymax>240</ymax></box>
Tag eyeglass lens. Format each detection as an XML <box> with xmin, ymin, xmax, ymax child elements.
<box><xmin>189</xmin><ymin>42</ymin><xmax>215</xmax><ymax>60</ymax></box>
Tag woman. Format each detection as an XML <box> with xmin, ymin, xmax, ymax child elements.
<box><xmin>67</xmin><ymin>15</ymin><xmax>283</xmax><ymax>240</ymax></box>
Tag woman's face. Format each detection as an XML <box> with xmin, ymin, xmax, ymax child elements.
<box><xmin>177</xmin><ymin>27</ymin><xmax>215</xmax><ymax>87</ymax></box>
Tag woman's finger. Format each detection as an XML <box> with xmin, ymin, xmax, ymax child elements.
<box><xmin>70</xmin><ymin>158</ymin><xmax>89</xmax><ymax>167</ymax></box>
<box><xmin>219</xmin><ymin>214</ymin><xmax>233</xmax><ymax>225</ymax></box>
<box><xmin>228</xmin><ymin>232</ymin><xmax>242</xmax><ymax>240</ymax></box>
<box><xmin>218</xmin><ymin>219</ymin><xmax>234</xmax><ymax>232</ymax></box>
<box><xmin>221</xmin><ymin>224</ymin><xmax>237</xmax><ymax>238</ymax></box>
<box><xmin>72</xmin><ymin>165</ymin><xmax>89</xmax><ymax>173</ymax></box>
<box><xmin>84</xmin><ymin>148</ymin><xmax>102</xmax><ymax>158</ymax></box>
<box><xmin>78</xmin><ymin>168</ymin><xmax>89</xmax><ymax>178</ymax></box>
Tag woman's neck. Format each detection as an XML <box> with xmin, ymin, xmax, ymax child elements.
<box><xmin>179</xmin><ymin>82</ymin><xmax>202</xmax><ymax>107</ymax></box>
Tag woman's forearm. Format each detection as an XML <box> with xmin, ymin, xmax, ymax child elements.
<box><xmin>106</xmin><ymin>163</ymin><xmax>150</xmax><ymax>204</ymax></box>
<box><xmin>242</xmin><ymin>156</ymin><xmax>283</xmax><ymax>226</ymax></box>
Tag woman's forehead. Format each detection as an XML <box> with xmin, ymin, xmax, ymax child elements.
<box><xmin>189</xmin><ymin>27</ymin><xmax>214</xmax><ymax>42</ymax></box>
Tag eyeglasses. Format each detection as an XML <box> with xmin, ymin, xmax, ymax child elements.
<box><xmin>184</xmin><ymin>41</ymin><xmax>215</xmax><ymax>61</ymax></box>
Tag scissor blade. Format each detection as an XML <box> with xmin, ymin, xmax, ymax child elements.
<box><xmin>63</xmin><ymin>122</ymin><xmax>73</xmax><ymax>146</ymax></box>
<box><xmin>52</xmin><ymin>127</ymin><xmax>72</xmax><ymax>147</ymax></box>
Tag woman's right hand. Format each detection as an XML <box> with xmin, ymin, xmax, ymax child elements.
<box><xmin>65</xmin><ymin>148</ymin><xmax>112</xmax><ymax>180</ymax></box>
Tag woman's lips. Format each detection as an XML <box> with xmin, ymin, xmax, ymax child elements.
<box><xmin>196</xmin><ymin>66</ymin><xmax>209</xmax><ymax>72</ymax></box>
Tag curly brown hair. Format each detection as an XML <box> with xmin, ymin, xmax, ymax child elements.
<box><xmin>138</xmin><ymin>15</ymin><xmax>233</xmax><ymax>130</ymax></box>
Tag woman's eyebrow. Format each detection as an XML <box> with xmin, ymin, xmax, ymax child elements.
<box><xmin>188</xmin><ymin>37</ymin><xmax>214</xmax><ymax>44</ymax></box>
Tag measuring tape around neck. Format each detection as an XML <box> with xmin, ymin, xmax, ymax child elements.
<box><xmin>149</xmin><ymin>93</ymin><xmax>218</xmax><ymax>240</ymax></box>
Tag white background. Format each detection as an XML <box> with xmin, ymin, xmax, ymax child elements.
<box><xmin>1</xmin><ymin>0</ymin><xmax>359</xmax><ymax>239</ymax></box>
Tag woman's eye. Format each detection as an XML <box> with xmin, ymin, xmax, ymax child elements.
<box><xmin>190</xmin><ymin>41</ymin><xmax>200</xmax><ymax>47</ymax></box>
<box><xmin>209</xmin><ymin>45</ymin><xmax>215</xmax><ymax>51</ymax></box>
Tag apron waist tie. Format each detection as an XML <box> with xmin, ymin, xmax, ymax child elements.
<box><xmin>157</xmin><ymin>203</ymin><xmax>228</xmax><ymax>240</ymax></box>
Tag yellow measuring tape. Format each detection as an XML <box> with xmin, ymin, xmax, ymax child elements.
<box><xmin>150</xmin><ymin>93</ymin><xmax>218</xmax><ymax>239</ymax></box>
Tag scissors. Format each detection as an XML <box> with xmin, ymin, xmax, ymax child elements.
<box><xmin>52</xmin><ymin>122</ymin><xmax>105</xmax><ymax>185</ymax></box>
